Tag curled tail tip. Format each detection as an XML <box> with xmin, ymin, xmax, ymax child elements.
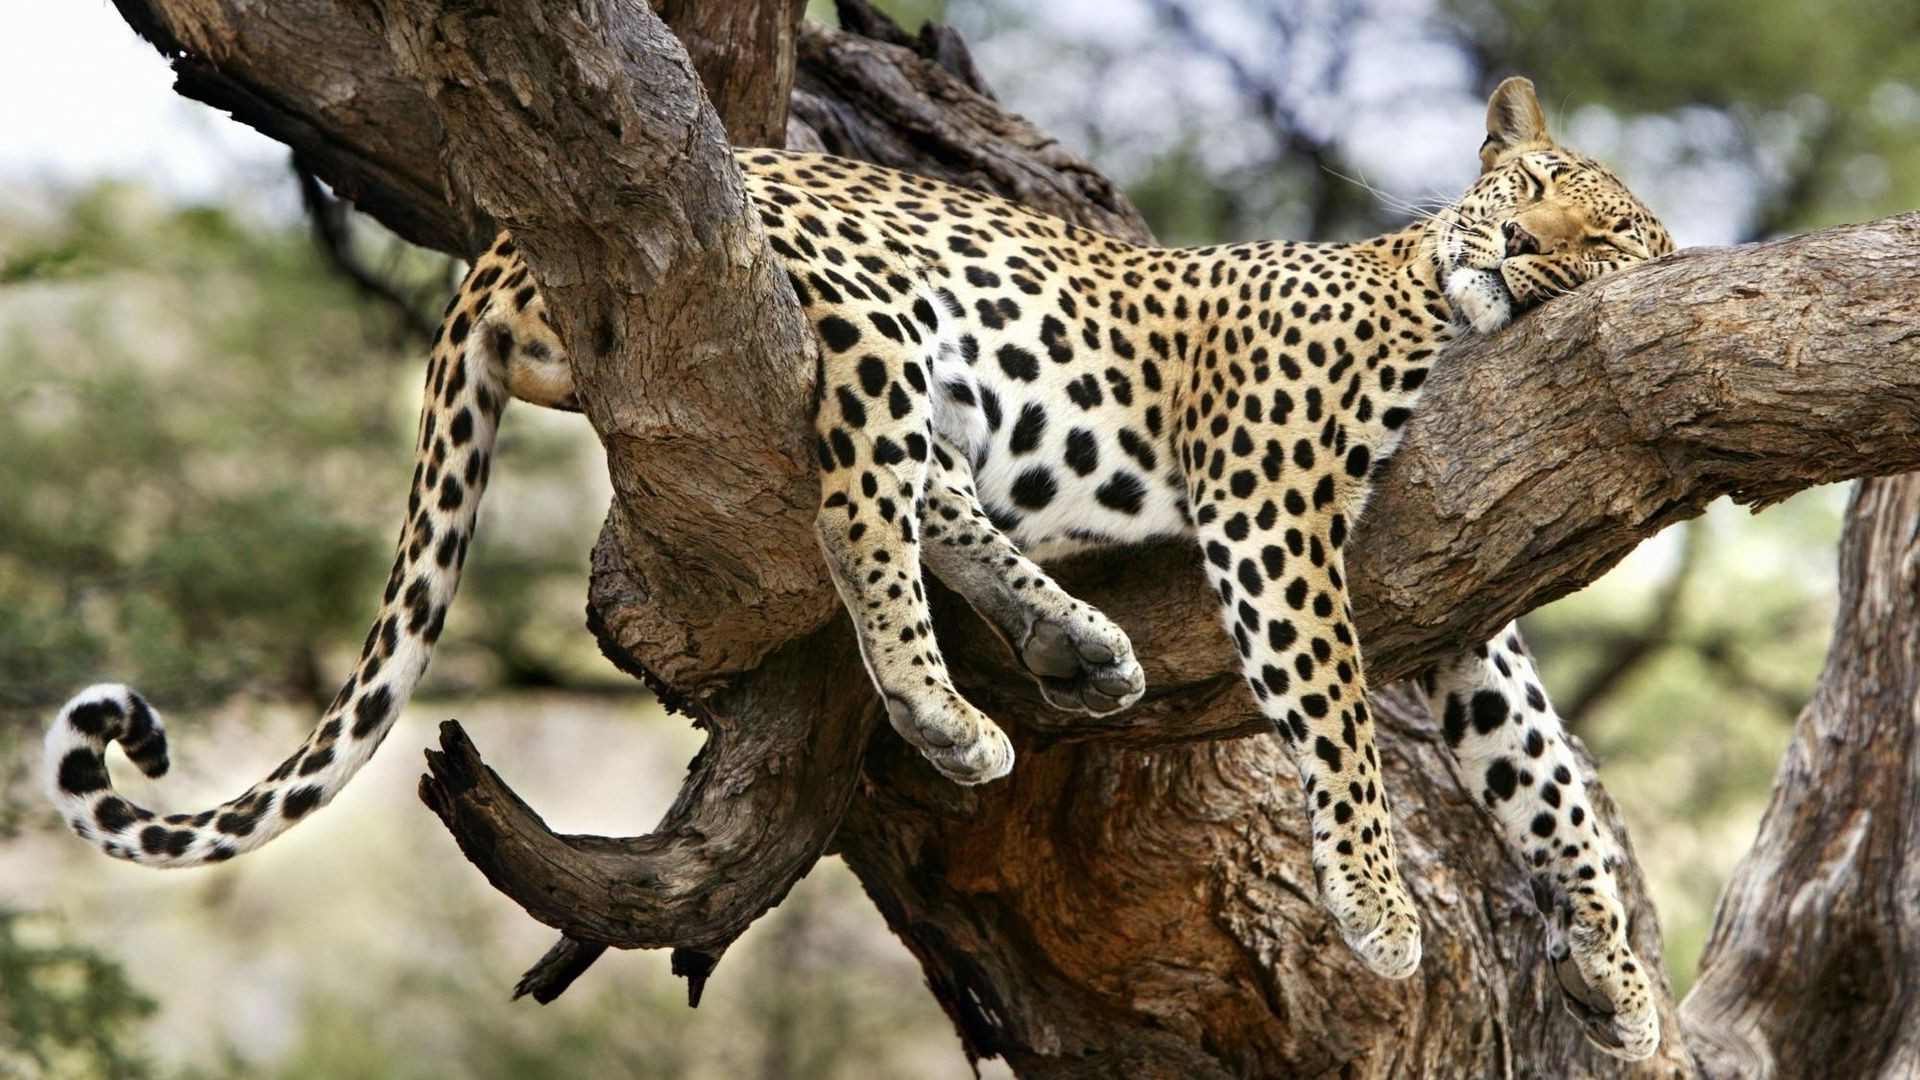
<box><xmin>50</xmin><ymin>683</ymin><xmax>171</xmax><ymax>779</ymax></box>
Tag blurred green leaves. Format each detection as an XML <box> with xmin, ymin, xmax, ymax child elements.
<box><xmin>0</xmin><ymin>908</ymin><xmax>157</xmax><ymax>1080</ymax></box>
<box><xmin>0</xmin><ymin>185</ymin><xmax>402</xmax><ymax>719</ymax></box>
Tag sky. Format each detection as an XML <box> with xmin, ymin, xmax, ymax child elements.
<box><xmin>3</xmin><ymin>1</ymin><xmax>289</xmax><ymax>202</ymax></box>
<box><xmin>6</xmin><ymin>0</ymin><xmax>1743</xmax><ymax>246</ymax></box>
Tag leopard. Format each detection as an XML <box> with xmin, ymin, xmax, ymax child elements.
<box><xmin>46</xmin><ymin>77</ymin><xmax>1672</xmax><ymax>1059</ymax></box>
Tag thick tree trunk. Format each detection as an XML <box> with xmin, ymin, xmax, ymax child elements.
<box><xmin>107</xmin><ymin>0</ymin><xmax>1920</xmax><ymax>1075</ymax></box>
<box><xmin>1681</xmin><ymin>473</ymin><xmax>1920</xmax><ymax>1080</ymax></box>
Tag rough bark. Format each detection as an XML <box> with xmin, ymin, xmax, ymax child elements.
<box><xmin>110</xmin><ymin>0</ymin><xmax>484</xmax><ymax>253</ymax></box>
<box><xmin>360</xmin><ymin>0</ymin><xmax>865</xmax><ymax>978</ymax></box>
<box><xmin>1680</xmin><ymin>474</ymin><xmax>1920</xmax><ymax>1080</ymax></box>
<box><xmin>654</xmin><ymin>0</ymin><xmax>806</xmax><ymax>147</ymax></box>
<box><xmin>108</xmin><ymin>0</ymin><xmax>1920</xmax><ymax>1075</ymax></box>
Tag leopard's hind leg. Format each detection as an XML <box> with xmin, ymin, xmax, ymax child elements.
<box><xmin>917</xmin><ymin>436</ymin><xmax>1145</xmax><ymax>715</ymax></box>
<box><xmin>1420</xmin><ymin>627</ymin><xmax>1657</xmax><ymax>1061</ymax></box>
<box><xmin>808</xmin><ymin>304</ymin><xmax>1012</xmax><ymax>785</ymax></box>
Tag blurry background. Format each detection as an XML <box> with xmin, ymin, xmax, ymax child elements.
<box><xmin>3</xmin><ymin>0</ymin><xmax>1915</xmax><ymax>1075</ymax></box>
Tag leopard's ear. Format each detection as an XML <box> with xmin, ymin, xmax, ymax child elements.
<box><xmin>1480</xmin><ymin>77</ymin><xmax>1551</xmax><ymax>173</ymax></box>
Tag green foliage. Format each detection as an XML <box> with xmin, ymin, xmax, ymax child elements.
<box><xmin>0</xmin><ymin>186</ymin><xmax>606</xmax><ymax>728</ymax></box>
<box><xmin>1</xmin><ymin>186</ymin><xmax>397</xmax><ymax>719</ymax></box>
<box><xmin>1445</xmin><ymin>0</ymin><xmax>1920</xmax><ymax>232</ymax></box>
<box><xmin>0</xmin><ymin>908</ymin><xmax>157</xmax><ymax>1079</ymax></box>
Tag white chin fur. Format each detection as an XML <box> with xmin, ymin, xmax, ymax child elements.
<box><xmin>1445</xmin><ymin>267</ymin><xmax>1513</xmax><ymax>335</ymax></box>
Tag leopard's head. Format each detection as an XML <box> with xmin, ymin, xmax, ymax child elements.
<box><xmin>1433</xmin><ymin>77</ymin><xmax>1672</xmax><ymax>334</ymax></box>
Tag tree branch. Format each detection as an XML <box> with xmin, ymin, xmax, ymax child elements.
<box><xmin>294</xmin><ymin>163</ymin><xmax>440</xmax><ymax>344</ymax></box>
<box><xmin>1681</xmin><ymin>474</ymin><xmax>1920</xmax><ymax>1078</ymax></box>
<box><xmin>110</xmin><ymin>0</ymin><xmax>485</xmax><ymax>253</ymax></box>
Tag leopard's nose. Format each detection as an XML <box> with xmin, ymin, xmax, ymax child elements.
<box><xmin>1502</xmin><ymin>220</ymin><xmax>1541</xmax><ymax>257</ymax></box>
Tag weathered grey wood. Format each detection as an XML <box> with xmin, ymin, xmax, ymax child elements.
<box><xmin>110</xmin><ymin>0</ymin><xmax>482</xmax><ymax>252</ymax></box>
<box><xmin>656</xmin><ymin>0</ymin><xmax>807</xmax><ymax>147</ymax></box>
<box><xmin>1681</xmin><ymin>473</ymin><xmax>1920</xmax><ymax>1080</ymax></box>
<box><xmin>357</xmin><ymin>0</ymin><xmax>876</xmax><ymax>971</ymax></box>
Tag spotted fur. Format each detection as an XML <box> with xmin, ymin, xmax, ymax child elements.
<box><xmin>48</xmin><ymin>78</ymin><xmax>1669</xmax><ymax>1059</ymax></box>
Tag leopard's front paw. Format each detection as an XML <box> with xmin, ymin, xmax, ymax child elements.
<box><xmin>884</xmin><ymin>694</ymin><xmax>1013</xmax><ymax>785</ymax></box>
<box><xmin>1555</xmin><ymin>899</ymin><xmax>1659</xmax><ymax>1060</ymax></box>
<box><xmin>1322</xmin><ymin>872</ymin><xmax>1423</xmax><ymax>980</ymax></box>
<box><xmin>1021</xmin><ymin>613</ymin><xmax>1145</xmax><ymax>716</ymax></box>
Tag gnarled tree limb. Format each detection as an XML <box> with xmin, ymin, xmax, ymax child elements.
<box><xmin>1680</xmin><ymin>473</ymin><xmax>1920</xmax><ymax>1079</ymax></box>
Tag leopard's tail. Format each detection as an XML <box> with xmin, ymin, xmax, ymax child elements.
<box><xmin>45</xmin><ymin>261</ymin><xmax>514</xmax><ymax>868</ymax></box>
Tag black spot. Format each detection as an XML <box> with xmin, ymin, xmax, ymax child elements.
<box><xmin>1284</xmin><ymin>577</ymin><xmax>1308</xmax><ymax>610</ymax></box>
<box><xmin>979</xmin><ymin>386</ymin><xmax>1003</xmax><ymax>430</ymax></box>
<box><xmin>297</xmin><ymin>748</ymin><xmax>335</xmax><ymax>777</ymax></box>
<box><xmin>1485</xmin><ymin>758</ymin><xmax>1518</xmax><ymax>801</ymax></box>
<box><xmin>436</xmin><ymin>530</ymin><xmax>462</xmax><ymax>569</ymax></box>
<box><xmin>1236</xmin><ymin>559</ymin><xmax>1264</xmax><ymax>597</ymax></box>
<box><xmin>352</xmin><ymin>685</ymin><xmax>394</xmax><ymax>739</ymax></box>
<box><xmin>67</xmin><ymin>699</ymin><xmax>122</xmax><ymax>736</ymax></box>
<box><xmin>873</xmin><ymin>437</ymin><xmax>906</xmax><ymax>465</ymax></box>
<box><xmin>1095</xmin><ymin>472</ymin><xmax>1146</xmax><ymax>514</ymax></box>
<box><xmin>1442</xmin><ymin>696</ymin><xmax>1468</xmax><ymax>747</ymax></box>
<box><xmin>1117</xmin><ymin>428</ymin><xmax>1157</xmax><ymax>470</ymax></box>
<box><xmin>282</xmin><ymin>786</ymin><xmax>324</xmax><ymax>820</ymax></box>
<box><xmin>1009</xmin><ymin>402</ymin><xmax>1047</xmax><ymax>454</ymax></box>
<box><xmin>1066</xmin><ymin>374</ymin><xmax>1103</xmax><ymax>409</ymax></box>
<box><xmin>1530</xmin><ymin>812</ymin><xmax>1557</xmax><ymax>838</ymax></box>
<box><xmin>1010</xmin><ymin>467</ymin><xmax>1058</xmax><ymax>509</ymax></box>
<box><xmin>817</xmin><ymin>316</ymin><xmax>861</xmax><ymax>352</ymax></box>
<box><xmin>836</xmin><ymin>386</ymin><xmax>868</xmax><ymax>428</ymax></box>
<box><xmin>1267</xmin><ymin>620</ymin><xmax>1296</xmax><ymax>651</ymax></box>
<box><xmin>1470</xmin><ymin>690</ymin><xmax>1509</xmax><ymax>735</ymax></box>
<box><xmin>1039</xmin><ymin>315</ymin><xmax>1074</xmax><ymax>363</ymax></box>
<box><xmin>997</xmin><ymin>345</ymin><xmax>1040</xmax><ymax>382</ymax></box>
<box><xmin>95</xmin><ymin>796</ymin><xmax>135</xmax><ymax>832</ymax></box>
<box><xmin>1261</xmin><ymin>545</ymin><xmax>1285</xmax><ymax>579</ymax></box>
<box><xmin>1314</xmin><ymin>736</ymin><xmax>1343</xmax><ymax>773</ymax></box>
<box><xmin>857</xmin><ymin>356</ymin><xmax>888</xmax><ymax>397</ymax></box>
<box><xmin>57</xmin><ymin>750</ymin><xmax>109</xmax><ymax>795</ymax></box>
<box><xmin>1064</xmin><ymin>429</ymin><xmax>1099</xmax><ymax>475</ymax></box>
